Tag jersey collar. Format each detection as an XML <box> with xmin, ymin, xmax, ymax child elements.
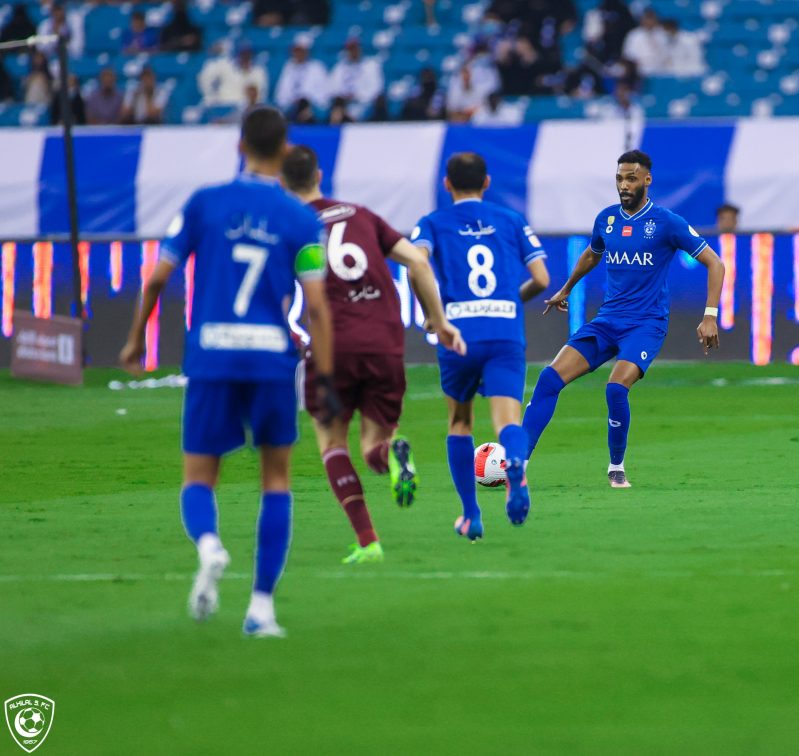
<box><xmin>239</xmin><ymin>171</ymin><xmax>280</xmax><ymax>185</ymax></box>
<box><xmin>619</xmin><ymin>197</ymin><xmax>653</xmax><ymax>221</ymax></box>
<box><xmin>454</xmin><ymin>198</ymin><xmax>482</xmax><ymax>204</ymax></box>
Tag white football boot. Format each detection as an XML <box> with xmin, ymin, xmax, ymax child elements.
<box><xmin>188</xmin><ymin>534</ymin><xmax>230</xmax><ymax>621</ymax></box>
<box><xmin>243</xmin><ymin>591</ymin><xmax>286</xmax><ymax>638</ymax></box>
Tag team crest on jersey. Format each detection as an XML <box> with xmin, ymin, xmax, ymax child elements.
<box><xmin>318</xmin><ymin>204</ymin><xmax>356</xmax><ymax>223</ymax></box>
<box><xmin>644</xmin><ymin>219</ymin><xmax>656</xmax><ymax>237</ymax></box>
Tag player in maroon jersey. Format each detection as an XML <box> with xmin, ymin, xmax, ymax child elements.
<box><xmin>282</xmin><ymin>145</ymin><xmax>465</xmax><ymax>564</ymax></box>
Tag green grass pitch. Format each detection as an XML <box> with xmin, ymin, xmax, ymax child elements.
<box><xmin>1</xmin><ymin>362</ymin><xmax>798</xmax><ymax>755</ymax></box>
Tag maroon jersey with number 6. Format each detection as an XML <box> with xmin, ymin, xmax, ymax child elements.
<box><xmin>310</xmin><ymin>197</ymin><xmax>404</xmax><ymax>356</ymax></box>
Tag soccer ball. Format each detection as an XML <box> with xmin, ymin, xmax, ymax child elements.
<box><xmin>19</xmin><ymin>708</ymin><xmax>45</xmax><ymax>733</ymax></box>
<box><xmin>474</xmin><ymin>442</ymin><xmax>506</xmax><ymax>487</ymax></box>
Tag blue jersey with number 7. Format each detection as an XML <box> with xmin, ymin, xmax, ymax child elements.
<box><xmin>412</xmin><ymin>199</ymin><xmax>546</xmax><ymax>346</ymax></box>
<box><xmin>160</xmin><ymin>172</ymin><xmax>325</xmax><ymax>381</ymax></box>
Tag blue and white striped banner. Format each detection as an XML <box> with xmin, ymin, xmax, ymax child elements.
<box><xmin>2</xmin><ymin>117</ymin><xmax>798</xmax><ymax>238</ymax></box>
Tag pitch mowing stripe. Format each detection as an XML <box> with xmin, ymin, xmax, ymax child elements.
<box><xmin>0</xmin><ymin>569</ymin><xmax>791</xmax><ymax>584</ymax></box>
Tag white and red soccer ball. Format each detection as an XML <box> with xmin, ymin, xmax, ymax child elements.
<box><xmin>474</xmin><ymin>442</ymin><xmax>507</xmax><ymax>487</ymax></box>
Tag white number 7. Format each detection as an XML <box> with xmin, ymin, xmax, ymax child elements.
<box><xmin>232</xmin><ymin>243</ymin><xmax>268</xmax><ymax>317</ymax></box>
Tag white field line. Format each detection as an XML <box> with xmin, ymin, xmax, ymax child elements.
<box><xmin>0</xmin><ymin>568</ymin><xmax>791</xmax><ymax>584</ymax></box>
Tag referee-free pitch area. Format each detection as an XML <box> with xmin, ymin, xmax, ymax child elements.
<box><xmin>1</xmin><ymin>362</ymin><xmax>797</xmax><ymax>755</ymax></box>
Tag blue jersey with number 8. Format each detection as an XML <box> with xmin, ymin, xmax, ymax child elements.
<box><xmin>160</xmin><ymin>173</ymin><xmax>324</xmax><ymax>381</ymax></box>
<box><xmin>412</xmin><ymin>199</ymin><xmax>546</xmax><ymax>346</ymax></box>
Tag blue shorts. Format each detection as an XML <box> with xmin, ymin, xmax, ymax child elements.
<box><xmin>182</xmin><ymin>379</ymin><xmax>298</xmax><ymax>456</ymax></box>
<box><xmin>567</xmin><ymin>316</ymin><xmax>667</xmax><ymax>376</ymax></box>
<box><xmin>438</xmin><ymin>340</ymin><xmax>527</xmax><ymax>403</ymax></box>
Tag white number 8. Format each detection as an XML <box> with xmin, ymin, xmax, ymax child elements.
<box><xmin>467</xmin><ymin>244</ymin><xmax>497</xmax><ymax>297</ymax></box>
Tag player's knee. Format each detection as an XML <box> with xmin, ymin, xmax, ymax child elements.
<box><xmin>364</xmin><ymin>442</ymin><xmax>390</xmax><ymax>474</ymax></box>
<box><xmin>536</xmin><ymin>365</ymin><xmax>567</xmax><ymax>397</ymax></box>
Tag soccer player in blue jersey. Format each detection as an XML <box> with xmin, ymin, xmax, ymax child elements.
<box><xmin>119</xmin><ymin>107</ymin><xmax>339</xmax><ymax>638</ymax></box>
<box><xmin>523</xmin><ymin>149</ymin><xmax>725</xmax><ymax>487</ymax></box>
<box><xmin>412</xmin><ymin>152</ymin><xmax>551</xmax><ymax>539</ymax></box>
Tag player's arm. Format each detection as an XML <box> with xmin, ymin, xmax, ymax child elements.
<box><xmin>119</xmin><ymin>259</ymin><xmax>175</xmax><ymax>374</ymax></box>
<box><xmin>520</xmin><ymin>259</ymin><xmax>551</xmax><ymax>303</ymax></box>
<box><xmin>296</xmin><ymin>241</ymin><xmax>342</xmax><ymax>423</ymax></box>
<box><xmin>543</xmin><ymin>246</ymin><xmax>602</xmax><ymax>314</ymax></box>
<box><xmin>389</xmin><ymin>238</ymin><xmax>466</xmax><ymax>355</ymax></box>
<box><xmin>695</xmin><ymin>246</ymin><xmax>725</xmax><ymax>355</ymax></box>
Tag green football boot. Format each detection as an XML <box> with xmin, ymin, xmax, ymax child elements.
<box><xmin>341</xmin><ymin>541</ymin><xmax>384</xmax><ymax>565</ymax></box>
<box><xmin>388</xmin><ymin>436</ymin><xmax>417</xmax><ymax>507</ymax></box>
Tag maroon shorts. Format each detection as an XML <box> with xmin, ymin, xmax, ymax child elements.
<box><xmin>305</xmin><ymin>352</ymin><xmax>406</xmax><ymax>429</ymax></box>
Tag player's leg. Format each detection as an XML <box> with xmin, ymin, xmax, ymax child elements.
<box><xmin>181</xmin><ymin>380</ymin><xmax>243</xmax><ymax>622</ymax></box>
<box><xmin>358</xmin><ymin>355</ymin><xmax>415</xmax><ymax>507</ymax></box>
<box><xmin>243</xmin><ymin>443</ymin><xmax>293</xmax><ymax>638</ymax></box>
<box><xmin>483</xmin><ymin>342</ymin><xmax>531</xmax><ymax>525</ymax></box>
<box><xmin>446</xmin><ymin>396</ymin><xmax>484</xmax><ymax>540</ymax></box>
<box><xmin>243</xmin><ymin>380</ymin><xmax>300</xmax><ymax>638</ymax></box>
<box><xmin>313</xmin><ymin>416</ymin><xmax>383</xmax><ymax>564</ymax></box>
<box><xmin>522</xmin><ymin>345</ymin><xmax>590</xmax><ymax>458</ymax></box>
<box><xmin>606</xmin><ymin>323</ymin><xmax>666</xmax><ymax>488</ymax></box>
<box><xmin>306</xmin><ymin>354</ymin><xmax>382</xmax><ymax>563</ymax></box>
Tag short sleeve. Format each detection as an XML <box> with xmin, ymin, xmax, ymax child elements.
<box><xmin>514</xmin><ymin>214</ymin><xmax>547</xmax><ymax>265</ymax></box>
<box><xmin>410</xmin><ymin>215</ymin><xmax>435</xmax><ymax>253</ymax></box>
<box><xmin>668</xmin><ymin>212</ymin><xmax>708</xmax><ymax>258</ymax></box>
<box><xmin>365</xmin><ymin>207</ymin><xmax>403</xmax><ymax>257</ymax></box>
<box><xmin>590</xmin><ymin>212</ymin><xmax>606</xmax><ymax>255</ymax></box>
<box><xmin>160</xmin><ymin>191</ymin><xmax>201</xmax><ymax>267</ymax></box>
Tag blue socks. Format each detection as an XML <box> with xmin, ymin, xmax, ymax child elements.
<box><xmin>522</xmin><ymin>366</ymin><xmax>566</xmax><ymax>458</ymax></box>
<box><xmin>498</xmin><ymin>424</ymin><xmax>528</xmax><ymax>468</ymax></box>
<box><xmin>606</xmin><ymin>383</ymin><xmax>630</xmax><ymax>466</ymax></box>
<box><xmin>180</xmin><ymin>484</ymin><xmax>218</xmax><ymax>543</ymax></box>
<box><xmin>447</xmin><ymin>435</ymin><xmax>480</xmax><ymax>521</ymax></box>
<box><xmin>255</xmin><ymin>492</ymin><xmax>292</xmax><ymax>594</ymax></box>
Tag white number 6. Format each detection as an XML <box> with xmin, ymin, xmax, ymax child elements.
<box><xmin>327</xmin><ymin>221</ymin><xmax>368</xmax><ymax>281</ymax></box>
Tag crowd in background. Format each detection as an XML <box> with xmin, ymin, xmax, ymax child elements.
<box><xmin>0</xmin><ymin>0</ymin><xmax>706</xmax><ymax>126</ymax></box>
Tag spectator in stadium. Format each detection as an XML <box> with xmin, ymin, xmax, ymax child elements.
<box><xmin>400</xmin><ymin>67</ymin><xmax>445</xmax><ymax>121</ymax></box>
<box><xmin>198</xmin><ymin>42</ymin><xmax>268</xmax><ymax>107</ymax></box>
<box><xmin>466</xmin><ymin>37</ymin><xmax>502</xmax><ymax>97</ymax></box>
<box><xmin>716</xmin><ymin>203</ymin><xmax>740</xmax><ymax>234</ymax></box>
<box><xmin>583</xmin><ymin>0</ymin><xmax>636</xmax><ymax>64</ymax></box>
<box><xmin>121</xmin><ymin>66</ymin><xmax>168</xmax><ymax>125</ymax></box>
<box><xmin>24</xmin><ymin>51</ymin><xmax>53</xmax><ymax>106</ymax></box>
<box><xmin>85</xmin><ymin>67</ymin><xmax>124</xmax><ymax>125</ymax></box>
<box><xmin>328</xmin><ymin>95</ymin><xmax>354</xmax><ymax>125</ymax></box>
<box><xmin>621</xmin><ymin>8</ymin><xmax>668</xmax><ymax>76</ymax></box>
<box><xmin>274</xmin><ymin>36</ymin><xmax>330</xmax><ymax>114</ymax></box>
<box><xmin>159</xmin><ymin>0</ymin><xmax>202</xmax><ymax>53</ymax></box>
<box><xmin>50</xmin><ymin>73</ymin><xmax>86</xmax><ymax>125</ymax></box>
<box><xmin>252</xmin><ymin>0</ymin><xmax>287</xmax><ymax>27</ymax></box>
<box><xmin>493</xmin><ymin>23</ymin><xmax>544</xmax><ymax>95</ymax></box>
<box><xmin>0</xmin><ymin>4</ymin><xmax>37</xmax><ymax>44</ymax></box>
<box><xmin>328</xmin><ymin>37</ymin><xmax>384</xmax><ymax>121</ymax></box>
<box><xmin>121</xmin><ymin>11</ymin><xmax>159</xmax><ymax>55</ymax></box>
<box><xmin>446</xmin><ymin>64</ymin><xmax>488</xmax><ymax>123</ymax></box>
<box><xmin>37</xmin><ymin>0</ymin><xmax>84</xmax><ymax>59</ymax></box>
<box><xmin>0</xmin><ymin>58</ymin><xmax>16</xmax><ymax>103</ymax></box>
<box><xmin>471</xmin><ymin>91</ymin><xmax>524</xmax><ymax>125</ymax></box>
<box><xmin>589</xmin><ymin>79</ymin><xmax>644</xmax><ymax>120</ymax></box>
<box><xmin>290</xmin><ymin>0</ymin><xmax>330</xmax><ymax>25</ymax></box>
<box><xmin>661</xmin><ymin>18</ymin><xmax>706</xmax><ymax>77</ymax></box>
<box><xmin>424</xmin><ymin>0</ymin><xmax>437</xmax><ymax>28</ymax></box>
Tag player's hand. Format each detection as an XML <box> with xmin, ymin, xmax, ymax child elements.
<box><xmin>543</xmin><ymin>288</ymin><xmax>570</xmax><ymax>315</ymax></box>
<box><xmin>435</xmin><ymin>321</ymin><xmax>467</xmax><ymax>356</ymax></box>
<box><xmin>697</xmin><ymin>315</ymin><xmax>720</xmax><ymax>355</ymax></box>
<box><xmin>119</xmin><ymin>338</ymin><xmax>145</xmax><ymax>376</ymax></box>
<box><xmin>315</xmin><ymin>374</ymin><xmax>343</xmax><ymax>426</ymax></box>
